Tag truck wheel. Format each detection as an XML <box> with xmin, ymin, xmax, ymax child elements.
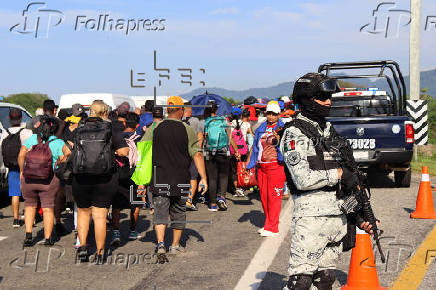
<box><xmin>394</xmin><ymin>169</ymin><xmax>411</xmax><ymax>187</ymax></box>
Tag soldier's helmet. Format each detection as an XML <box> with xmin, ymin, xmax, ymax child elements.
<box><xmin>292</xmin><ymin>73</ymin><xmax>341</xmax><ymax>105</ymax></box>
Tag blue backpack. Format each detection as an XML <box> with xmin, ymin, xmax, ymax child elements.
<box><xmin>204</xmin><ymin>116</ymin><xmax>228</xmax><ymax>151</ymax></box>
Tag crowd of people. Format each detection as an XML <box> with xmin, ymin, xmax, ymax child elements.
<box><xmin>3</xmin><ymin>73</ymin><xmax>379</xmax><ymax>289</ymax></box>
<box><xmin>2</xmin><ymin>96</ymin><xmax>295</xmax><ymax>263</ymax></box>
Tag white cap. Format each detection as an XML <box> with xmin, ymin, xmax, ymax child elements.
<box><xmin>281</xmin><ymin>96</ymin><xmax>291</xmax><ymax>103</ymax></box>
<box><xmin>266</xmin><ymin>101</ymin><xmax>281</xmax><ymax>114</ymax></box>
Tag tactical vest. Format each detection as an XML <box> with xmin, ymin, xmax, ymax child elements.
<box><xmin>283</xmin><ymin>117</ymin><xmax>340</xmax><ymax>195</ymax></box>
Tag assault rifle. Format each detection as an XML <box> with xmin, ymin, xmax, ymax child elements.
<box><xmin>323</xmin><ymin>136</ymin><xmax>386</xmax><ymax>263</ymax></box>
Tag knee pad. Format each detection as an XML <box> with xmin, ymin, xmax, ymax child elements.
<box><xmin>285</xmin><ymin>274</ymin><xmax>312</xmax><ymax>290</ymax></box>
<box><xmin>312</xmin><ymin>269</ymin><xmax>336</xmax><ymax>290</ymax></box>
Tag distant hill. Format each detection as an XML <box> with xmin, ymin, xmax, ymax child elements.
<box><xmin>180</xmin><ymin>68</ymin><xmax>436</xmax><ymax>100</ymax></box>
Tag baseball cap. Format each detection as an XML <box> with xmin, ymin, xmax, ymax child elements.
<box><xmin>72</xmin><ymin>103</ymin><xmax>84</xmax><ymax>117</ymax></box>
<box><xmin>167</xmin><ymin>96</ymin><xmax>184</xmax><ymax>108</ymax></box>
<box><xmin>232</xmin><ymin>106</ymin><xmax>242</xmax><ymax>116</ymax></box>
<box><xmin>266</xmin><ymin>101</ymin><xmax>281</xmax><ymax>114</ymax></box>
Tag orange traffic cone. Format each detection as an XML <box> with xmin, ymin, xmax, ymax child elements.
<box><xmin>411</xmin><ymin>166</ymin><xmax>436</xmax><ymax>219</ymax></box>
<box><xmin>341</xmin><ymin>228</ymin><xmax>386</xmax><ymax>290</ymax></box>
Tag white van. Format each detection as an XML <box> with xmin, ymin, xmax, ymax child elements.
<box><xmin>58</xmin><ymin>93</ymin><xmax>136</xmax><ymax>112</ymax></box>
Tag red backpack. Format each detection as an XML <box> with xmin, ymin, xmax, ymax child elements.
<box><xmin>23</xmin><ymin>137</ymin><xmax>55</xmax><ymax>180</ymax></box>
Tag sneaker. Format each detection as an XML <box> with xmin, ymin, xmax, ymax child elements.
<box><xmin>260</xmin><ymin>230</ymin><xmax>279</xmax><ymax>237</ymax></box>
<box><xmin>186</xmin><ymin>201</ymin><xmax>198</xmax><ymax>211</ymax></box>
<box><xmin>55</xmin><ymin>223</ymin><xmax>68</xmax><ymax>236</ymax></box>
<box><xmin>12</xmin><ymin>219</ymin><xmax>21</xmax><ymax>228</ymax></box>
<box><xmin>156</xmin><ymin>242</ymin><xmax>169</xmax><ymax>264</ymax></box>
<box><xmin>23</xmin><ymin>236</ymin><xmax>33</xmax><ymax>248</ymax></box>
<box><xmin>234</xmin><ymin>188</ymin><xmax>245</xmax><ymax>197</ymax></box>
<box><xmin>111</xmin><ymin>229</ymin><xmax>121</xmax><ymax>246</ymax></box>
<box><xmin>76</xmin><ymin>246</ymin><xmax>89</xmax><ymax>263</ymax></box>
<box><xmin>208</xmin><ymin>204</ymin><xmax>218</xmax><ymax>212</ymax></box>
<box><xmin>217</xmin><ymin>197</ymin><xmax>228</xmax><ymax>211</ymax></box>
<box><xmin>128</xmin><ymin>230</ymin><xmax>139</xmax><ymax>241</ymax></box>
<box><xmin>168</xmin><ymin>245</ymin><xmax>185</xmax><ymax>255</ymax></box>
<box><xmin>43</xmin><ymin>238</ymin><xmax>54</xmax><ymax>246</ymax></box>
<box><xmin>257</xmin><ymin>227</ymin><xmax>265</xmax><ymax>234</ymax></box>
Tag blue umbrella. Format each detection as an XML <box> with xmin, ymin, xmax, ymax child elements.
<box><xmin>191</xmin><ymin>92</ymin><xmax>233</xmax><ymax>117</ymax></box>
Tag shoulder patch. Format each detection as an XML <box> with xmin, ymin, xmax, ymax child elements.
<box><xmin>286</xmin><ymin>151</ymin><xmax>301</xmax><ymax>166</ymax></box>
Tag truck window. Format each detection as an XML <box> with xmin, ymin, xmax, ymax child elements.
<box><xmin>330</xmin><ymin>95</ymin><xmax>394</xmax><ymax>117</ymax></box>
<box><xmin>0</xmin><ymin>107</ymin><xmax>32</xmax><ymax>129</ymax></box>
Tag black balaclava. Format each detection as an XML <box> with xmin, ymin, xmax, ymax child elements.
<box><xmin>300</xmin><ymin>97</ymin><xmax>330</xmax><ymax>129</ymax></box>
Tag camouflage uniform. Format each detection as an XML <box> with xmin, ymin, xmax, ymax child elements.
<box><xmin>280</xmin><ymin>113</ymin><xmax>347</xmax><ymax>277</ymax></box>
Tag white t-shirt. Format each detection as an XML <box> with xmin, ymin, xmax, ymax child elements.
<box><xmin>0</xmin><ymin>125</ymin><xmax>33</xmax><ymax>166</ymax></box>
<box><xmin>1</xmin><ymin>126</ymin><xmax>33</xmax><ymax>146</ymax></box>
<box><xmin>231</xmin><ymin>120</ymin><xmax>251</xmax><ymax>140</ymax></box>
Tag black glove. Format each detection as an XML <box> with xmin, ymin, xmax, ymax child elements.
<box><xmin>341</xmin><ymin>167</ymin><xmax>359</xmax><ymax>192</ymax></box>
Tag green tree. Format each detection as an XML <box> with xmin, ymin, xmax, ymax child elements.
<box><xmin>222</xmin><ymin>96</ymin><xmax>240</xmax><ymax>105</ymax></box>
<box><xmin>1</xmin><ymin>93</ymin><xmax>50</xmax><ymax>115</ymax></box>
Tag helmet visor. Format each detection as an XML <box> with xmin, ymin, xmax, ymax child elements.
<box><xmin>319</xmin><ymin>79</ymin><xmax>341</xmax><ymax>94</ymax></box>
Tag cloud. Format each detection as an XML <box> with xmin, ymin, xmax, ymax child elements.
<box><xmin>210</xmin><ymin>7</ymin><xmax>239</xmax><ymax>15</ymax></box>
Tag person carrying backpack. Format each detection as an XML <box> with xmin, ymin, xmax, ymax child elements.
<box><xmin>229</xmin><ymin>109</ymin><xmax>251</xmax><ymax>197</ymax></box>
<box><xmin>62</xmin><ymin>100</ymin><xmax>129</xmax><ymax>264</ymax></box>
<box><xmin>204</xmin><ymin>101</ymin><xmax>239</xmax><ymax>211</ymax></box>
<box><xmin>1</xmin><ymin>108</ymin><xmax>33</xmax><ymax>228</ymax></box>
<box><xmin>18</xmin><ymin>115</ymin><xmax>66</xmax><ymax>247</ymax></box>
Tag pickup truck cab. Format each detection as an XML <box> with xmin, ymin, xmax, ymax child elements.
<box><xmin>319</xmin><ymin>61</ymin><xmax>414</xmax><ymax>187</ymax></box>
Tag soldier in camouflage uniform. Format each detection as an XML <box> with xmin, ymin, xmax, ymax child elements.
<box><xmin>280</xmin><ymin>73</ymin><xmax>355</xmax><ymax>290</ymax></box>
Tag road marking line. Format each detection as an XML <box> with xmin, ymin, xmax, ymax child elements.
<box><xmin>391</xmin><ymin>225</ymin><xmax>436</xmax><ymax>290</ymax></box>
<box><xmin>234</xmin><ymin>199</ymin><xmax>293</xmax><ymax>290</ymax></box>
<box><xmin>0</xmin><ymin>236</ymin><xmax>8</xmax><ymax>242</ymax></box>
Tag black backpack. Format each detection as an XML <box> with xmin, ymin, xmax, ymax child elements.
<box><xmin>2</xmin><ymin>128</ymin><xmax>24</xmax><ymax>169</ymax></box>
<box><xmin>71</xmin><ymin>119</ymin><xmax>114</xmax><ymax>175</ymax></box>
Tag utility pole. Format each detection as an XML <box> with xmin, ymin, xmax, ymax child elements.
<box><xmin>410</xmin><ymin>0</ymin><xmax>421</xmax><ymax>101</ymax></box>
<box><xmin>410</xmin><ymin>0</ymin><xmax>421</xmax><ymax>161</ymax></box>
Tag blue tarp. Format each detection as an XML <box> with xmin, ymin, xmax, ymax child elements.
<box><xmin>191</xmin><ymin>93</ymin><xmax>233</xmax><ymax>117</ymax></box>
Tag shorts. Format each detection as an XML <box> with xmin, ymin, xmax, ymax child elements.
<box><xmin>8</xmin><ymin>170</ymin><xmax>21</xmax><ymax>197</ymax></box>
<box><xmin>153</xmin><ymin>195</ymin><xmax>186</xmax><ymax>230</ymax></box>
<box><xmin>21</xmin><ymin>174</ymin><xmax>60</xmax><ymax>208</ymax></box>
<box><xmin>189</xmin><ymin>161</ymin><xmax>199</xmax><ymax>180</ymax></box>
<box><xmin>73</xmin><ymin>173</ymin><xmax>118</xmax><ymax>209</ymax></box>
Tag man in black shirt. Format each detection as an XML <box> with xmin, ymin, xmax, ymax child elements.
<box><xmin>143</xmin><ymin>96</ymin><xmax>207</xmax><ymax>260</ymax></box>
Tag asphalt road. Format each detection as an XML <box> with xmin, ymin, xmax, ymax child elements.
<box><xmin>0</xmin><ymin>173</ymin><xmax>435</xmax><ymax>290</ymax></box>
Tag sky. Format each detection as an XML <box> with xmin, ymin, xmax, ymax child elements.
<box><xmin>1</xmin><ymin>0</ymin><xmax>436</xmax><ymax>101</ymax></box>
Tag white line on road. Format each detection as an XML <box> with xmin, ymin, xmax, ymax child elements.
<box><xmin>0</xmin><ymin>236</ymin><xmax>8</xmax><ymax>242</ymax></box>
<box><xmin>234</xmin><ymin>199</ymin><xmax>293</xmax><ymax>290</ymax></box>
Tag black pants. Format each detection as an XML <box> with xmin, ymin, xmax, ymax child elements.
<box><xmin>206</xmin><ymin>154</ymin><xmax>230</xmax><ymax>203</ymax></box>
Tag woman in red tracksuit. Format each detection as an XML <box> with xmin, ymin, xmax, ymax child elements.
<box><xmin>247</xmin><ymin>101</ymin><xmax>286</xmax><ymax>237</ymax></box>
